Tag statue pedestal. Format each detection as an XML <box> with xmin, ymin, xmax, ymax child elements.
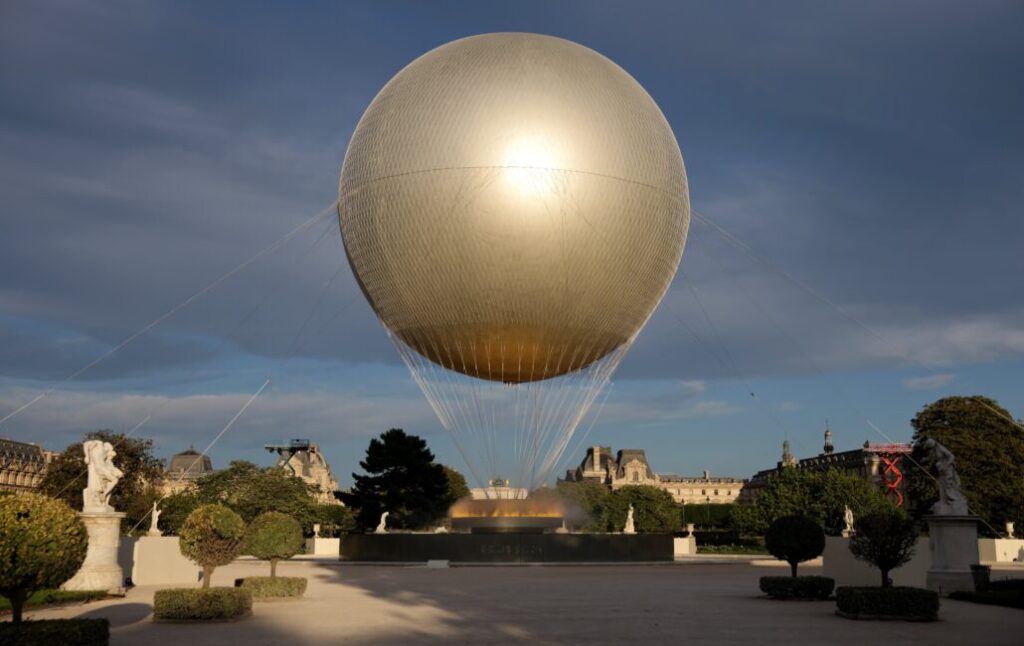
<box><xmin>62</xmin><ymin>512</ymin><xmax>126</xmax><ymax>595</ymax></box>
<box><xmin>925</xmin><ymin>514</ymin><xmax>980</xmax><ymax>596</ymax></box>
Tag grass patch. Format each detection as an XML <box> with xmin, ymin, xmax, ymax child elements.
<box><xmin>0</xmin><ymin>618</ymin><xmax>109</xmax><ymax>646</ymax></box>
<box><xmin>835</xmin><ymin>586</ymin><xmax>939</xmax><ymax>621</ymax></box>
<box><xmin>235</xmin><ymin>576</ymin><xmax>307</xmax><ymax>600</ymax></box>
<box><xmin>0</xmin><ymin>589</ymin><xmax>107</xmax><ymax>613</ymax></box>
<box><xmin>760</xmin><ymin>576</ymin><xmax>834</xmax><ymax>600</ymax></box>
<box><xmin>153</xmin><ymin>588</ymin><xmax>252</xmax><ymax>622</ymax></box>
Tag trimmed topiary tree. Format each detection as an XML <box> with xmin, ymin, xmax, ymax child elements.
<box><xmin>245</xmin><ymin>511</ymin><xmax>303</xmax><ymax>577</ymax></box>
<box><xmin>0</xmin><ymin>492</ymin><xmax>88</xmax><ymax>623</ymax></box>
<box><xmin>179</xmin><ymin>504</ymin><xmax>245</xmax><ymax>588</ymax></box>
<box><xmin>849</xmin><ymin>508</ymin><xmax>918</xmax><ymax>588</ymax></box>
<box><xmin>765</xmin><ymin>514</ymin><xmax>825</xmax><ymax>577</ymax></box>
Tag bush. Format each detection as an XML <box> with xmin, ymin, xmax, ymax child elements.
<box><xmin>236</xmin><ymin>576</ymin><xmax>307</xmax><ymax>600</ymax></box>
<box><xmin>765</xmin><ymin>515</ymin><xmax>825</xmax><ymax>577</ymax></box>
<box><xmin>153</xmin><ymin>588</ymin><xmax>252</xmax><ymax>622</ymax></box>
<box><xmin>682</xmin><ymin>503</ymin><xmax>735</xmax><ymax>529</ymax></box>
<box><xmin>245</xmin><ymin>512</ymin><xmax>304</xmax><ymax>577</ymax></box>
<box><xmin>989</xmin><ymin>579</ymin><xmax>1024</xmax><ymax>591</ymax></box>
<box><xmin>0</xmin><ymin>492</ymin><xmax>88</xmax><ymax>623</ymax></box>
<box><xmin>179</xmin><ymin>504</ymin><xmax>246</xmax><ymax>588</ymax></box>
<box><xmin>0</xmin><ymin>589</ymin><xmax>106</xmax><ymax>612</ymax></box>
<box><xmin>835</xmin><ymin>586</ymin><xmax>939</xmax><ymax>621</ymax></box>
<box><xmin>0</xmin><ymin>618</ymin><xmax>109</xmax><ymax>646</ymax></box>
<box><xmin>849</xmin><ymin>508</ymin><xmax>918</xmax><ymax>587</ymax></box>
<box><xmin>759</xmin><ymin>576</ymin><xmax>835</xmax><ymax>600</ymax></box>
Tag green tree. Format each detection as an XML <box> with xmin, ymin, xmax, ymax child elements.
<box><xmin>907</xmin><ymin>396</ymin><xmax>1024</xmax><ymax>531</ymax></box>
<box><xmin>765</xmin><ymin>515</ymin><xmax>825</xmax><ymax>577</ymax></box>
<box><xmin>38</xmin><ymin>430</ymin><xmax>164</xmax><ymax>532</ymax></box>
<box><xmin>173</xmin><ymin>461</ymin><xmax>320</xmax><ymax>530</ymax></box>
<box><xmin>312</xmin><ymin>503</ymin><xmax>356</xmax><ymax>537</ymax></box>
<box><xmin>0</xmin><ymin>493</ymin><xmax>88</xmax><ymax>623</ymax></box>
<box><xmin>849</xmin><ymin>508</ymin><xmax>918</xmax><ymax>587</ymax></box>
<box><xmin>732</xmin><ymin>467</ymin><xmax>890</xmax><ymax>536</ymax></box>
<box><xmin>340</xmin><ymin>429</ymin><xmax>454</xmax><ymax>530</ymax></box>
<box><xmin>179</xmin><ymin>504</ymin><xmax>246</xmax><ymax>588</ymax></box>
<box><xmin>245</xmin><ymin>512</ymin><xmax>304</xmax><ymax>577</ymax></box>
<box><xmin>555</xmin><ymin>480</ymin><xmax>611</xmax><ymax>531</ymax></box>
<box><xmin>442</xmin><ymin>465</ymin><xmax>471</xmax><ymax>502</ymax></box>
<box><xmin>603</xmin><ymin>485</ymin><xmax>681</xmax><ymax>533</ymax></box>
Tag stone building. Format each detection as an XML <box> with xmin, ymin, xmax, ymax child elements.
<box><xmin>746</xmin><ymin>427</ymin><xmax>912</xmax><ymax>506</ymax></box>
<box><xmin>0</xmin><ymin>438</ymin><xmax>55</xmax><ymax>492</ymax></box>
<box><xmin>160</xmin><ymin>446</ymin><xmax>215</xmax><ymax>495</ymax></box>
<box><xmin>563</xmin><ymin>446</ymin><xmax>747</xmax><ymax>504</ymax></box>
<box><xmin>270</xmin><ymin>441</ymin><xmax>341</xmax><ymax>505</ymax></box>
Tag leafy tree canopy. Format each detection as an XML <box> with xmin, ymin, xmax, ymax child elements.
<box><xmin>0</xmin><ymin>493</ymin><xmax>87</xmax><ymax>623</ymax></box>
<box><xmin>765</xmin><ymin>515</ymin><xmax>825</xmax><ymax>577</ymax></box>
<box><xmin>39</xmin><ymin>430</ymin><xmax>163</xmax><ymax>533</ymax></box>
<box><xmin>548</xmin><ymin>480</ymin><xmax>612</xmax><ymax>531</ymax></box>
<box><xmin>603</xmin><ymin>485</ymin><xmax>681</xmax><ymax>534</ymax></box>
<box><xmin>730</xmin><ymin>467</ymin><xmax>890</xmax><ymax>536</ymax></box>
<box><xmin>849</xmin><ymin>508</ymin><xmax>919</xmax><ymax>587</ymax></box>
<box><xmin>907</xmin><ymin>396</ymin><xmax>1024</xmax><ymax>532</ymax></box>
<box><xmin>339</xmin><ymin>429</ymin><xmax>454</xmax><ymax>530</ymax></box>
<box><xmin>159</xmin><ymin>461</ymin><xmax>321</xmax><ymax>534</ymax></box>
<box><xmin>179</xmin><ymin>504</ymin><xmax>246</xmax><ymax>588</ymax></box>
<box><xmin>442</xmin><ymin>465</ymin><xmax>471</xmax><ymax>502</ymax></box>
<box><xmin>245</xmin><ymin>511</ymin><xmax>304</xmax><ymax>577</ymax></box>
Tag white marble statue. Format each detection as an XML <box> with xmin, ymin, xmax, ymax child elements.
<box><xmin>82</xmin><ymin>440</ymin><xmax>123</xmax><ymax>513</ymax></box>
<box><xmin>842</xmin><ymin>505</ymin><xmax>854</xmax><ymax>537</ymax></box>
<box><xmin>374</xmin><ymin>511</ymin><xmax>389</xmax><ymax>534</ymax></box>
<box><xmin>923</xmin><ymin>438</ymin><xmax>969</xmax><ymax>516</ymax></box>
<box><xmin>1007</xmin><ymin>522</ymin><xmax>1016</xmax><ymax>539</ymax></box>
<box><xmin>147</xmin><ymin>502</ymin><xmax>162</xmax><ymax>536</ymax></box>
<box><xmin>624</xmin><ymin>504</ymin><xmax>636</xmax><ymax>534</ymax></box>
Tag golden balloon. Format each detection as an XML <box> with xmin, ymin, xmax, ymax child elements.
<box><xmin>339</xmin><ymin>33</ymin><xmax>689</xmax><ymax>382</ymax></box>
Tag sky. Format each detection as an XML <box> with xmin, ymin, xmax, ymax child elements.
<box><xmin>1</xmin><ymin>0</ymin><xmax>1022</xmax><ymax>489</ymax></box>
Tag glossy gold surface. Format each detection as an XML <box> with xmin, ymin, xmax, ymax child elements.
<box><xmin>339</xmin><ymin>33</ymin><xmax>689</xmax><ymax>382</ymax></box>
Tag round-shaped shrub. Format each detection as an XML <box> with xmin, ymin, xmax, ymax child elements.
<box><xmin>765</xmin><ymin>515</ymin><xmax>825</xmax><ymax>577</ymax></box>
<box><xmin>179</xmin><ymin>504</ymin><xmax>245</xmax><ymax>588</ymax></box>
<box><xmin>849</xmin><ymin>508</ymin><xmax>918</xmax><ymax>587</ymax></box>
<box><xmin>244</xmin><ymin>511</ymin><xmax>303</xmax><ymax>577</ymax></box>
<box><xmin>0</xmin><ymin>492</ymin><xmax>88</xmax><ymax>623</ymax></box>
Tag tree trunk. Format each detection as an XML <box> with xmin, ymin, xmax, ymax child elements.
<box><xmin>11</xmin><ymin>590</ymin><xmax>26</xmax><ymax>624</ymax></box>
<box><xmin>790</xmin><ymin>561</ymin><xmax>798</xmax><ymax>577</ymax></box>
<box><xmin>881</xmin><ymin>568</ymin><xmax>890</xmax><ymax>588</ymax></box>
<box><xmin>203</xmin><ymin>565</ymin><xmax>213</xmax><ymax>588</ymax></box>
<box><xmin>271</xmin><ymin>558</ymin><xmax>278</xmax><ymax>578</ymax></box>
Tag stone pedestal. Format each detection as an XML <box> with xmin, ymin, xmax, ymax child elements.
<box><xmin>62</xmin><ymin>511</ymin><xmax>126</xmax><ymax>595</ymax></box>
<box><xmin>130</xmin><ymin>536</ymin><xmax>200</xmax><ymax>586</ymax></box>
<box><xmin>925</xmin><ymin>515</ymin><xmax>980</xmax><ymax>596</ymax></box>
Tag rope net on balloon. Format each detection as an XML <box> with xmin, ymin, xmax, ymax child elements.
<box><xmin>391</xmin><ymin>331</ymin><xmax>631</xmax><ymax>494</ymax></box>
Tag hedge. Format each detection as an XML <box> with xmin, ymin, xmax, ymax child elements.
<box><xmin>153</xmin><ymin>588</ymin><xmax>252</xmax><ymax>622</ymax></box>
<box><xmin>0</xmin><ymin>619</ymin><xmax>109</xmax><ymax>646</ymax></box>
<box><xmin>0</xmin><ymin>589</ymin><xmax>106</xmax><ymax>612</ymax></box>
<box><xmin>835</xmin><ymin>586</ymin><xmax>939</xmax><ymax>621</ymax></box>
<box><xmin>236</xmin><ymin>576</ymin><xmax>307</xmax><ymax>600</ymax></box>
<box><xmin>760</xmin><ymin>576</ymin><xmax>834</xmax><ymax>600</ymax></box>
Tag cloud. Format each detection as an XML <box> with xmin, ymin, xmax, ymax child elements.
<box><xmin>903</xmin><ymin>373</ymin><xmax>955</xmax><ymax>391</ymax></box>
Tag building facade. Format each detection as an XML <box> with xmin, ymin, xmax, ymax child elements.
<box><xmin>563</xmin><ymin>445</ymin><xmax>748</xmax><ymax>504</ymax></box>
<box><xmin>0</xmin><ymin>438</ymin><xmax>55</xmax><ymax>492</ymax></box>
<box><xmin>746</xmin><ymin>428</ymin><xmax>912</xmax><ymax>506</ymax></box>
<box><xmin>272</xmin><ymin>441</ymin><xmax>341</xmax><ymax>505</ymax></box>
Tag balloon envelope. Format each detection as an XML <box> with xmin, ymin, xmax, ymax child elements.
<box><xmin>339</xmin><ymin>33</ymin><xmax>689</xmax><ymax>382</ymax></box>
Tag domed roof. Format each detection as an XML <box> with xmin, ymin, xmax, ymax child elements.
<box><xmin>167</xmin><ymin>446</ymin><xmax>213</xmax><ymax>478</ymax></box>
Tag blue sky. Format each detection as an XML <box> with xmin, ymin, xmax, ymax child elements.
<box><xmin>1</xmin><ymin>1</ymin><xmax>1022</xmax><ymax>488</ymax></box>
